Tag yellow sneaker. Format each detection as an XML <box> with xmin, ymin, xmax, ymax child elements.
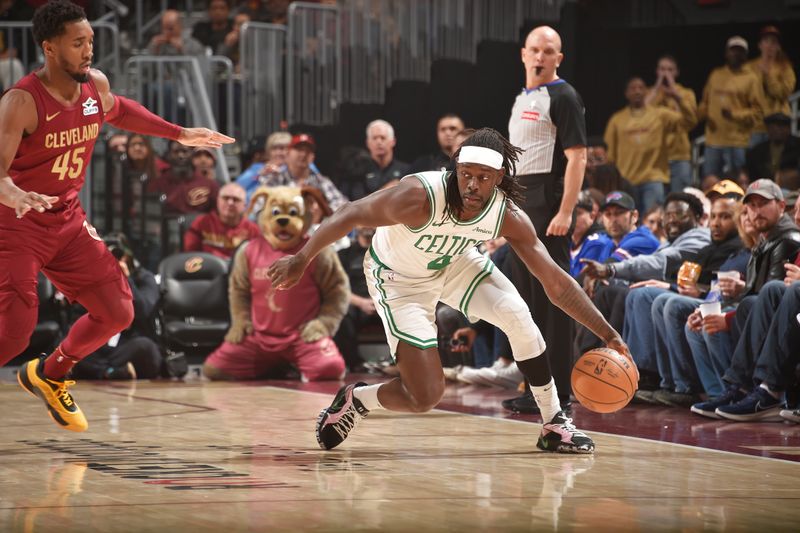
<box><xmin>17</xmin><ymin>356</ymin><xmax>88</xmax><ymax>432</ymax></box>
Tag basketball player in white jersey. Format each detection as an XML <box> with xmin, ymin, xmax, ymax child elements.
<box><xmin>269</xmin><ymin>128</ymin><xmax>633</xmax><ymax>454</ymax></box>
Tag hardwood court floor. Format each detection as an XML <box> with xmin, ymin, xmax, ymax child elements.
<box><xmin>1</xmin><ymin>378</ymin><xmax>800</xmax><ymax>532</ymax></box>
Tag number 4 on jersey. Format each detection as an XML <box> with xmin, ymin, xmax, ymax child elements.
<box><xmin>51</xmin><ymin>147</ymin><xmax>86</xmax><ymax>181</ymax></box>
<box><xmin>426</xmin><ymin>254</ymin><xmax>452</xmax><ymax>270</ymax></box>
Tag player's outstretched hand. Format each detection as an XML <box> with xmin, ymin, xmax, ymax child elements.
<box><xmin>14</xmin><ymin>191</ymin><xmax>59</xmax><ymax>218</ymax></box>
<box><xmin>178</xmin><ymin>127</ymin><xmax>235</xmax><ymax>149</ymax></box>
<box><xmin>267</xmin><ymin>254</ymin><xmax>308</xmax><ymax>290</ymax></box>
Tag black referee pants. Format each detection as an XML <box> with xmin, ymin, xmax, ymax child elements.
<box><xmin>510</xmin><ymin>173</ymin><xmax>573</xmax><ymax>402</ymax></box>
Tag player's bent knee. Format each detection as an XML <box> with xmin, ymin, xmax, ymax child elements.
<box><xmin>110</xmin><ymin>299</ymin><xmax>135</xmax><ymax>331</ymax></box>
<box><xmin>407</xmin><ymin>379</ymin><xmax>445</xmax><ymax>413</ymax></box>
<box><xmin>492</xmin><ymin>293</ymin><xmax>533</xmax><ymax>333</ymax></box>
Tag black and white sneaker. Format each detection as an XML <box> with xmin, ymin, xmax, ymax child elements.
<box><xmin>537</xmin><ymin>411</ymin><xmax>595</xmax><ymax>454</ymax></box>
<box><xmin>316</xmin><ymin>382</ymin><xmax>369</xmax><ymax>450</ymax></box>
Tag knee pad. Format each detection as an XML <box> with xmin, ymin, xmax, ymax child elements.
<box><xmin>492</xmin><ymin>293</ymin><xmax>545</xmax><ymax>361</ymax></box>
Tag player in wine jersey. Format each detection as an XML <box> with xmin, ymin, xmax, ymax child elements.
<box><xmin>269</xmin><ymin>128</ymin><xmax>634</xmax><ymax>454</ymax></box>
<box><xmin>0</xmin><ymin>1</ymin><xmax>234</xmax><ymax>432</ymax></box>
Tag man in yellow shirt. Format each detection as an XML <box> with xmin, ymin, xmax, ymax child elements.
<box><xmin>604</xmin><ymin>77</ymin><xmax>694</xmax><ymax>212</ymax></box>
<box><xmin>698</xmin><ymin>36</ymin><xmax>764</xmax><ymax>178</ymax></box>
<box><xmin>745</xmin><ymin>25</ymin><xmax>796</xmax><ymax>147</ymax></box>
<box><xmin>646</xmin><ymin>55</ymin><xmax>698</xmax><ymax>194</ymax></box>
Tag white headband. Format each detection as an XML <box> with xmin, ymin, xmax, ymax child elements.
<box><xmin>457</xmin><ymin>146</ymin><xmax>503</xmax><ymax>170</ymax></box>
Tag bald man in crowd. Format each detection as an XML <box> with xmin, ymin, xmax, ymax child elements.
<box><xmin>183</xmin><ymin>182</ymin><xmax>260</xmax><ymax>259</ymax></box>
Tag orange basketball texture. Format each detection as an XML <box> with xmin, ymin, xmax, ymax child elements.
<box><xmin>571</xmin><ymin>348</ymin><xmax>638</xmax><ymax>413</ymax></box>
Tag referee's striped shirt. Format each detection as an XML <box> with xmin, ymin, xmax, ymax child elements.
<box><xmin>509</xmin><ymin>78</ymin><xmax>586</xmax><ymax>178</ymax></box>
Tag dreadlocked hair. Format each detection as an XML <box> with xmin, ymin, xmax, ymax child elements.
<box><xmin>444</xmin><ymin>127</ymin><xmax>525</xmax><ymax>220</ymax></box>
<box><xmin>32</xmin><ymin>0</ymin><xmax>86</xmax><ymax>47</ymax></box>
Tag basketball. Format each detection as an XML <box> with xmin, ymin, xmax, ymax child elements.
<box><xmin>571</xmin><ymin>348</ymin><xmax>638</xmax><ymax>413</ymax></box>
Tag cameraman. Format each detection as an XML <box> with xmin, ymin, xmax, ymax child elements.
<box><xmin>71</xmin><ymin>233</ymin><xmax>164</xmax><ymax>380</ymax></box>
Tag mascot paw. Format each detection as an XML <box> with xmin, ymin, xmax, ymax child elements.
<box><xmin>225</xmin><ymin>322</ymin><xmax>253</xmax><ymax>344</ymax></box>
<box><xmin>300</xmin><ymin>319</ymin><xmax>328</xmax><ymax>343</ymax></box>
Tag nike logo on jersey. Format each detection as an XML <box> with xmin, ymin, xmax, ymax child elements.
<box><xmin>45</xmin><ymin>112</ymin><xmax>61</xmax><ymax>121</ymax></box>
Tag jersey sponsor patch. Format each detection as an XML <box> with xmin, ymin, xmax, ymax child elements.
<box><xmin>82</xmin><ymin>97</ymin><xmax>99</xmax><ymax>116</ymax></box>
<box><xmin>521</xmin><ymin>110</ymin><xmax>540</xmax><ymax>121</ymax></box>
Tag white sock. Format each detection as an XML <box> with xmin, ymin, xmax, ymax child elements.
<box><xmin>353</xmin><ymin>383</ymin><xmax>384</xmax><ymax>411</ymax></box>
<box><xmin>530</xmin><ymin>378</ymin><xmax>561</xmax><ymax>424</ymax></box>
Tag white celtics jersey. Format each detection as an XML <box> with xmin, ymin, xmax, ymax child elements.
<box><xmin>369</xmin><ymin>171</ymin><xmax>508</xmax><ymax>279</ymax></box>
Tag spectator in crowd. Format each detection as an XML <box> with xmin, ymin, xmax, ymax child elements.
<box><xmin>409</xmin><ymin>113</ymin><xmax>464</xmax><ymax>173</ymax></box>
<box><xmin>235</xmin><ymin>0</ymin><xmax>274</xmax><ymax>22</ymax></box>
<box><xmin>645</xmin><ymin>55</ymin><xmax>698</xmax><ymax>193</ymax></box>
<box><xmin>258</xmin><ymin>133</ymin><xmax>348</xmax><ymax>212</ymax></box>
<box><xmin>745</xmin><ymin>25</ymin><xmax>796</xmax><ymax>147</ymax></box>
<box><xmin>71</xmin><ymin>233</ymin><xmax>163</xmax><ymax>381</ymax></box>
<box><xmin>690</xmin><ymin>179</ymin><xmax>800</xmax><ymax>418</ymax></box>
<box><xmin>569</xmin><ymin>189</ymin><xmax>607</xmax><ymax>279</ymax></box>
<box><xmin>333</xmin><ymin>226</ymin><xmax>384</xmax><ymax>372</ymax></box>
<box><xmin>219</xmin><ymin>10</ymin><xmax>250</xmax><ymax>71</ymax></box>
<box><xmin>595</xmin><ymin>190</ymin><xmax>660</xmax><ymax>266</ymax></box>
<box><xmin>122</xmin><ymin>134</ymin><xmax>170</xmax><ymax>265</ymax></box>
<box><xmin>341</xmin><ymin>119</ymin><xmax>409</xmax><ymax>201</ymax></box>
<box><xmin>586</xmin><ymin>162</ymin><xmax>635</xmax><ymax>197</ymax></box>
<box><xmin>626</xmin><ymin>194</ymin><xmax>744</xmax><ymax>406</ymax></box>
<box><xmin>148</xmin><ymin>10</ymin><xmax>205</xmax><ymax>56</ymax></box>
<box><xmin>192</xmin><ymin>0</ymin><xmax>234</xmax><ymax>53</ymax></box>
<box><xmin>698</xmin><ymin>36</ymin><xmax>764</xmax><ymax>178</ymax></box>
<box><xmin>643</xmin><ymin>204</ymin><xmax>667</xmax><ymax>243</ymax></box>
<box><xmin>744</xmin><ymin>113</ymin><xmax>800</xmax><ymax>185</ymax></box>
<box><xmin>149</xmin><ymin>144</ymin><xmax>220</xmax><ymax>214</ymax></box>
<box><xmin>683</xmin><ymin>205</ymin><xmax>756</xmax><ymax>405</ymax></box>
<box><xmin>705</xmin><ymin>179</ymin><xmax>746</xmax><ymax>202</ymax></box>
<box><xmin>604</xmin><ymin>76</ymin><xmax>695</xmax><ymax>212</ymax></box>
<box><xmin>184</xmin><ymin>182</ymin><xmax>260</xmax><ymax>259</ymax></box>
<box><xmin>586</xmin><ymin>137</ymin><xmax>608</xmax><ymax>170</ymax></box>
<box><xmin>236</xmin><ymin>131</ymin><xmax>292</xmax><ymax>201</ymax></box>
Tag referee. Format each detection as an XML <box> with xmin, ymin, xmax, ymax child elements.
<box><xmin>506</xmin><ymin>26</ymin><xmax>587</xmax><ymax>412</ymax></box>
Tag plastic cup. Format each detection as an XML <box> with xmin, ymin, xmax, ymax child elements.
<box><xmin>699</xmin><ymin>301</ymin><xmax>722</xmax><ymax>318</ymax></box>
<box><xmin>717</xmin><ymin>271</ymin><xmax>739</xmax><ymax>281</ymax></box>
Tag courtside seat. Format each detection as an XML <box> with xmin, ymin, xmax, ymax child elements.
<box><xmin>158</xmin><ymin>252</ymin><xmax>230</xmax><ymax>352</ymax></box>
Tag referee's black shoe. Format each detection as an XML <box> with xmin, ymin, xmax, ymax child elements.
<box><xmin>501</xmin><ymin>391</ymin><xmax>572</xmax><ymax>415</ymax></box>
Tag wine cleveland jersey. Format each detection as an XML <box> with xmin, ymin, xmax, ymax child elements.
<box><xmin>4</xmin><ymin>71</ymin><xmax>104</xmax><ymax>223</ymax></box>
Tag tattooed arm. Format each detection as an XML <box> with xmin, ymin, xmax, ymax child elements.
<box><xmin>501</xmin><ymin>206</ymin><xmax>630</xmax><ymax>358</ymax></box>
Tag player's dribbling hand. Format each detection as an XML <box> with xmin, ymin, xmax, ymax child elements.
<box><xmin>178</xmin><ymin>127</ymin><xmax>236</xmax><ymax>149</ymax></box>
<box><xmin>606</xmin><ymin>337</ymin><xmax>638</xmax><ymax>381</ymax></box>
<box><xmin>267</xmin><ymin>255</ymin><xmax>308</xmax><ymax>290</ymax></box>
<box><xmin>14</xmin><ymin>191</ymin><xmax>59</xmax><ymax>218</ymax></box>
